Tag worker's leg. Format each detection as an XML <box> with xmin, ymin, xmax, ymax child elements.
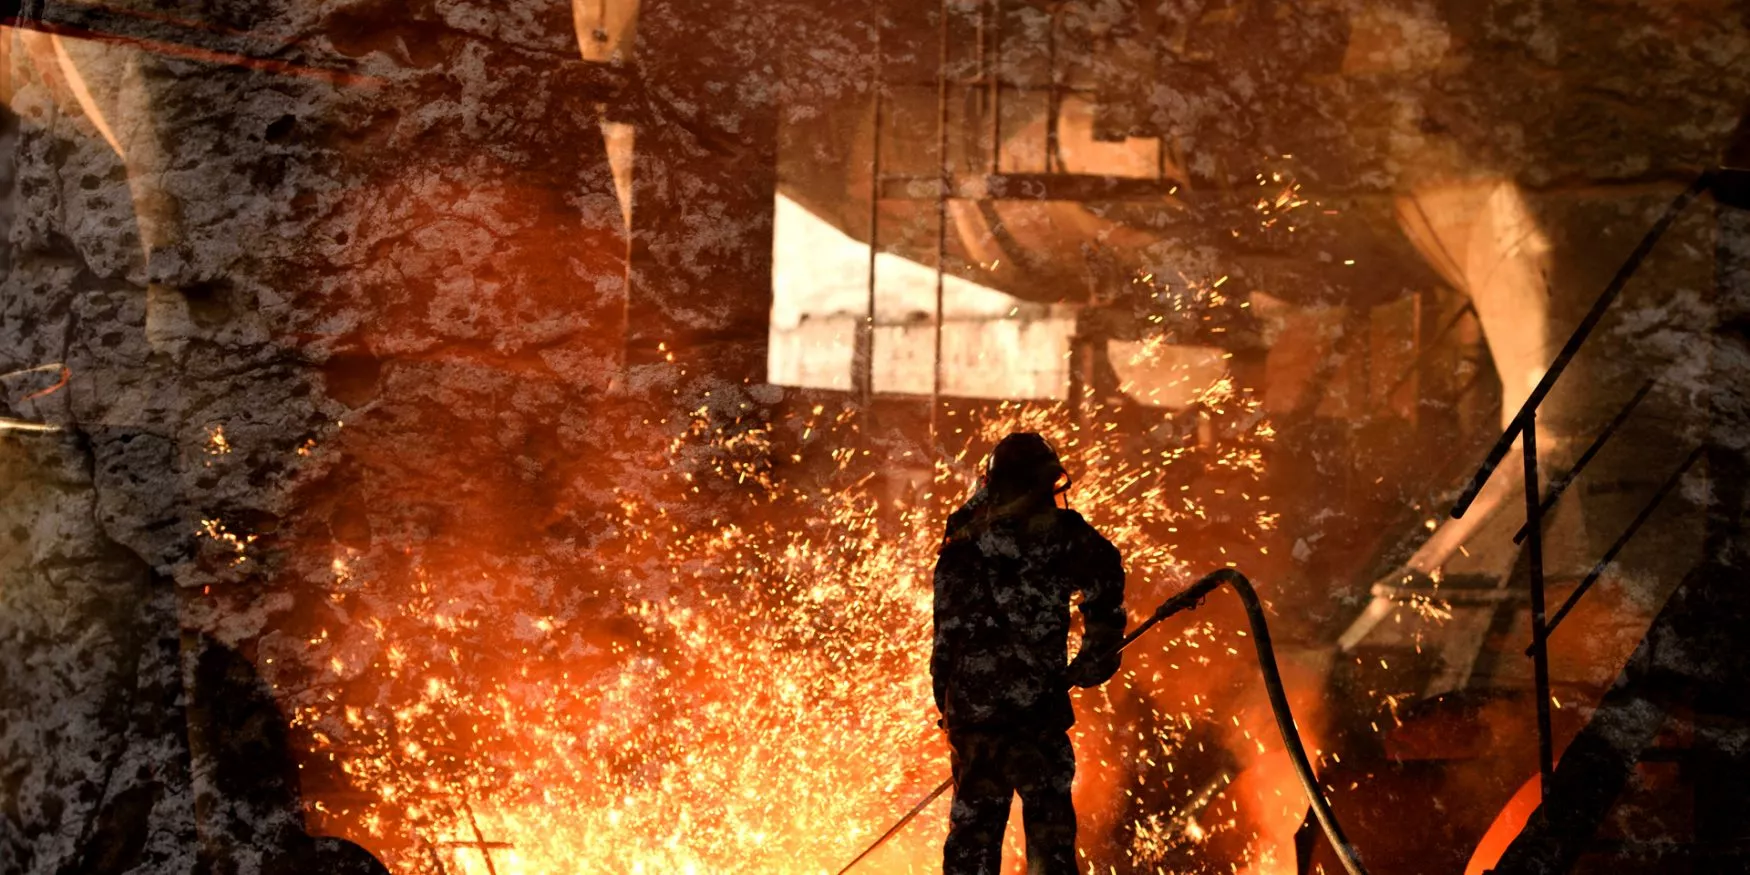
<box><xmin>944</xmin><ymin>730</ymin><xmax>1014</xmax><ymax>875</ymax></box>
<box><xmin>1015</xmin><ymin>730</ymin><xmax>1077</xmax><ymax>875</ymax></box>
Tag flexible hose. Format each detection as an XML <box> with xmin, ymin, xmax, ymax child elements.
<box><xmin>835</xmin><ymin>568</ymin><xmax>1371</xmax><ymax>875</ymax></box>
<box><xmin>1193</xmin><ymin>569</ymin><xmax>1370</xmax><ymax>875</ymax></box>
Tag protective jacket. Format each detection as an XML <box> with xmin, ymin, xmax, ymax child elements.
<box><xmin>931</xmin><ymin>506</ymin><xmax>1126</xmax><ymax>732</ymax></box>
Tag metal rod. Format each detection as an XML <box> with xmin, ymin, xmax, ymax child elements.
<box><xmin>930</xmin><ymin>0</ymin><xmax>950</xmax><ymax>446</ymax></box>
<box><xmin>835</xmin><ymin>569</ymin><xmax>1371</xmax><ymax>875</ymax></box>
<box><xmin>1066</xmin><ymin>335</ymin><xmax>1086</xmax><ymax>428</ymax></box>
<box><xmin>0</xmin><ymin>4</ymin><xmax>380</xmax><ymax>87</ymax></box>
<box><xmin>373</xmin><ymin>743</ymin><xmax>449</xmax><ymax>875</ymax></box>
<box><xmin>831</xmin><ymin>779</ymin><xmax>950</xmax><ymax>875</ymax></box>
<box><xmin>1409</xmin><ymin>290</ymin><xmax>1427</xmax><ymax>431</ymax></box>
<box><xmin>1165</xmin><ymin>770</ymin><xmax>1234</xmax><ymax>837</ymax></box>
<box><xmin>1521</xmin><ymin>414</ymin><xmax>1556</xmax><ymax>802</ymax></box>
<box><xmin>1451</xmin><ymin>171</ymin><xmax>1715</xmax><ymax>519</ymax></box>
<box><xmin>1353</xmin><ymin>304</ymin><xmax>1374</xmax><ymax>443</ymax></box>
<box><xmin>988</xmin><ymin>0</ymin><xmax>1001</xmax><ymax>175</ymax></box>
<box><xmin>1380</xmin><ymin>302</ymin><xmax>1476</xmax><ymax>405</ymax></box>
<box><xmin>1534</xmin><ymin>445</ymin><xmax>1704</xmax><ymax>647</ymax></box>
<box><xmin>860</xmin><ymin>21</ymin><xmax>883</xmax><ymax>406</ymax></box>
<box><xmin>1044</xmin><ymin>6</ymin><xmax>1060</xmax><ymax>172</ymax></box>
<box><xmin>424</xmin><ymin>839</ymin><xmax>451</xmax><ymax>875</ymax></box>
<box><xmin>459</xmin><ymin>800</ymin><xmax>500</xmax><ymax>875</ymax></box>
<box><xmin>1513</xmin><ymin>378</ymin><xmax>1656</xmax><ymax>544</ymax></box>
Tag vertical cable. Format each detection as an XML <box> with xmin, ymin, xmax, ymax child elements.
<box><xmin>930</xmin><ymin>0</ymin><xmax>950</xmax><ymax>446</ymax></box>
<box><xmin>988</xmin><ymin>0</ymin><xmax>1001</xmax><ymax>175</ymax></box>
<box><xmin>860</xmin><ymin>19</ymin><xmax>883</xmax><ymax>406</ymax></box>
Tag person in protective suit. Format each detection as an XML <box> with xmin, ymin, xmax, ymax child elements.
<box><xmin>932</xmin><ymin>432</ymin><xmax>1127</xmax><ymax>875</ymax></box>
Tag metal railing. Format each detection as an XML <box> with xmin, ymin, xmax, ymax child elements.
<box><xmin>1448</xmin><ymin>170</ymin><xmax>1718</xmax><ymax>800</ymax></box>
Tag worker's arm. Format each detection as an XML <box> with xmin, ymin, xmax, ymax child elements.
<box><xmin>1066</xmin><ymin>522</ymin><xmax>1126</xmax><ymax>687</ymax></box>
<box><xmin>929</xmin><ymin>544</ymin><xmax>966</xmax><ymax>717</ymax></box>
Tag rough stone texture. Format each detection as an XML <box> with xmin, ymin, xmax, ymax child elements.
<box><xmin>3</xmin><ymin>0</ymin><xmax>629</xmax><ymax>871</ymax></box>
<box><xmin>2</xmin><ymin>1</ymin><xmax>1750</xmax><ymax>874</ymax></box>
<box><xmin>627</xmin><ymin>0</ymin><xmax>812</xmax><ymax>383</ymax></box>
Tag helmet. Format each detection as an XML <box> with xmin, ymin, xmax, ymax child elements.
<box><xmin>943</xmin><ymin>432</ymin><xmax>1073</xmax><ymax>547</ymax></box>
<box><xmin>983</xmin><ymin>432</ymin><xmax>1068</xmax><ymax>499</ymax></box>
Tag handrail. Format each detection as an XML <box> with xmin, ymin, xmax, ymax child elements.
<box><xmin>1442</xmin><ymin>168</ymin><xmax>1720</xmax><ymax>807</ymax></box>
<box><xmin>1529</xmin><ymin>445</ymin><xmax>1704</xmax><ymax>652</ymax></box>
<box><xmin>1511</xmin><ymin>378</ymin><xmax>1655</xmax><ymax>544</ymax></box>
<box><xmin>1451</xmin><ymin>171</ymin><xmax>1716</xmax><ymax>519</ymax></box>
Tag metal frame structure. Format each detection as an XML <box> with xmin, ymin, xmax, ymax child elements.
<box><xmin>856</xmin><ymin>0</ymin><xmax>1184</xmax><ymax>439</ymax></box>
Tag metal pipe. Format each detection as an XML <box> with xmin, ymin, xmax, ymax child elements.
<box><xmin>834</xmin><ymin>569</ymin><xmax>1372</xmax><ymax>875</ymax></box>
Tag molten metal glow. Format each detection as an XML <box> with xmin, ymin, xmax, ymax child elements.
<box><xmin>285</xmin><ymin>367</ymin><xmax>1314</xmax><ymax>873</ymax></box>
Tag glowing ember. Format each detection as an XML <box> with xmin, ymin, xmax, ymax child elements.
<box><xmin>206</xmin><ymin>424</ymin><xmax>234</xmax><ymax>456</ymax></box>
<box><xmin>197</xmin><ymin>518</ymin><xmax>257</xmax><ymax>567</ymax></box>
<box><xmin>283</xmin><ymin>369</ymin><xmax>1296</xmax><ymax>873</ymax></box>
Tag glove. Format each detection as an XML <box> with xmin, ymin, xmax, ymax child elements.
<box><xmin>1065</xmin><ymin>652</ymin><xmax>1120</xmax><ymax>688</ymax></box>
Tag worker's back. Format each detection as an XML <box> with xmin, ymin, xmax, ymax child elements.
<box><xmin>931</xmin><ymin>506</ymin><xmax>1124</xmax><ymax>732</ymax></box>
<box><xmin>929</xmin><ymin>432</ymin><xmax>1127</xmax><ymax>875</ymax></box>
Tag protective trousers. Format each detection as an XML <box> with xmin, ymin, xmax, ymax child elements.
<box><xmin>943</xmin><ymin>728</ymin><xmax>1077</xmax><ymax>875</ymax></box>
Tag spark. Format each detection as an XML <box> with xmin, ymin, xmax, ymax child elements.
<box><xmin>197</xmin><ymin>518</ymin><xmax>256</xmax><ymax>567</ymax></box>
<box><xmin>206</xmin><ymin>425</ymin><xmax>233</xmax><ymax>456</ymax></box>
<box><xmin>282</xmin><ymin>349</ymin><xmax>1282</xmax><ymax>873</ymax></box>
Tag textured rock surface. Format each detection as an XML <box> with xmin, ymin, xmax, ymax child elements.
<box><xmin>3</xmin><ymin>0</ymin><xmax>628</xmax><ymax>871</ymax></box>
<box><xmin>1</xmin><ymin>0</ymin><xmax>1749</xmax><ymax>873</ymax></box>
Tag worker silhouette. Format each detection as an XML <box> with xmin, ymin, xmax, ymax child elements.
<box><xmin>932</xmin><ymin>432</ymin><xmax>1127</xmax><ymax>875</ymax></box>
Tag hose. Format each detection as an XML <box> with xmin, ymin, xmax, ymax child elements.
<box><xmin>835</xmin><ymin>568</ymin><xmax>1370</xmax><ymax>875</ymax></box>
<box><xmin>1197</xmin><ymin>569</ymin><xmax>1369</xmax><ymax>875</ymax></box>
